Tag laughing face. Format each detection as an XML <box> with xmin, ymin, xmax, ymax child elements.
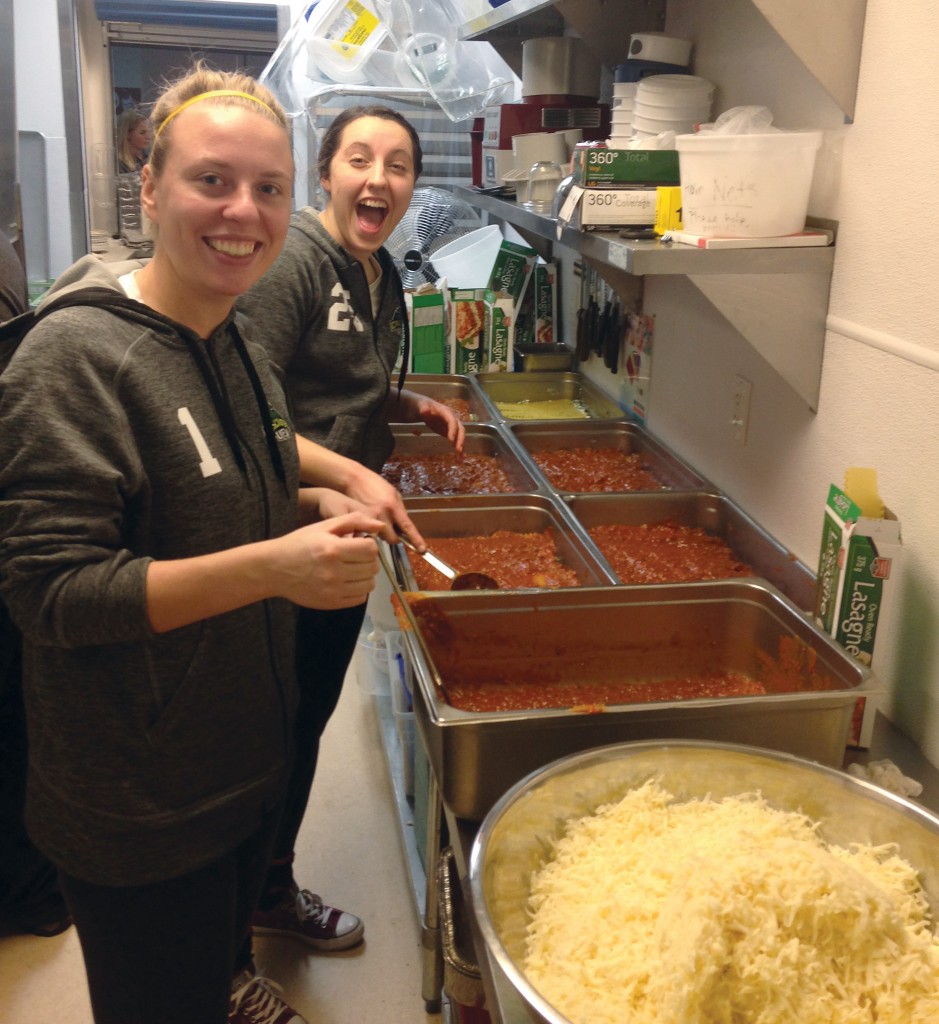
<box><xmin>139</xmin><ymin>102</ymin><xmax>293</xmax><ymax>335</ymax></box>
<box><xmin>318</xmin><ymin>115</ymin><xmax>417</xmax><ymax>265</ymax></box>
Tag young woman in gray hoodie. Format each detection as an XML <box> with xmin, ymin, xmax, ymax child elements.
<box><xmin>0</xmin><ymin>70</ymin><xmax>423</xmax><ymax>1024</ymax></box>
<box><xmin>238</xmin><ymin>106</ymin><xmax>465</xmax><ymax>954</ymax></box>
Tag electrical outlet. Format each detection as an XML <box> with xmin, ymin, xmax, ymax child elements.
<box><xmin>730</xmin><ymin>374</ymin><xmax>752</xmax><ymax>446</ymax></box>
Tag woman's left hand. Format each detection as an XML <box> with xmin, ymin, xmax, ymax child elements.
<box><xmin>416</xmin><ymin>395</ymin><xmax>465</xmax><ymax>454</ymax></box>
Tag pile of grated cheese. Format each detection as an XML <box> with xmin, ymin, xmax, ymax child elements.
<box><xmin>524</xmin><ymin>780</ymin><xmax>939</xmax><ymax>1024</ymax></box>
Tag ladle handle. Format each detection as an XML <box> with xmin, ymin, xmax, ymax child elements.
<box><xmin>397</xmin><ymin>534</ymin><xmax>458</xmax><ymax>581</ymax></box>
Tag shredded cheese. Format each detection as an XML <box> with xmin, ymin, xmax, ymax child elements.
<box><xmin>524</xmin><ymin>780</ymin><xmax>939</xmax><ymax>1024</ymax></box>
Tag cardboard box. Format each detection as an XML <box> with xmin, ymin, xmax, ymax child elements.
<box><xmin>486</xmin><ymin>240</ymin><xmax>537</xmax><ymax>310</ymax></box>
<box><xmin>482</xmin><ymin>290</ymin><xmax>515</xmax><ymax>372</ymax></box>
<box><xmin>814</xmin><ymin>483</ymin><xmax>903</xmax><ymax>747</ymax></box>
<box><xmin>406</xmin><ymin>289</ymin><xmax>448</xmax><ymax>374</ymax></box>
<box><xmin>560</xmin><ymin>185</ymin><xmax>657</xmax><ymax>230</ymax></box>
<box><xmin>532</xmin><ymin>260</ymin><xmax>558</xmax><ymax>345</ymax></box>
<box><xmin>572</xmin><ymin>146</ymin><xmax>680</xmax><ymax>187</ymax></box>
<box><xmin>448</xmin><ymin>288</ymin><xmax>486</xmax><ymax>375</ymax></box>
<box><xmin>515</xmin><ymin>260</ymin><xmax>558</xmax><ymax>348</ymax></box>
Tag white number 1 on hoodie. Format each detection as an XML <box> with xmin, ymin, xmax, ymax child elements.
<box><xmin>178</xmin><ymin>407</ymin><xmax>222</xmax><ymax>477</ymax></box>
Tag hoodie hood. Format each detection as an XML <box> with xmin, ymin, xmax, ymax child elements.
<box><xmin>36</xmin><ymin>254</ymin><xmax>186</xmax><ymax>339</ymax></box>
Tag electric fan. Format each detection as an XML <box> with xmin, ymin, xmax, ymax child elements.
<box><xmin>386</xmin><ymin>186</ymin><xmax>483</xmax><ymax>289</ymax></box>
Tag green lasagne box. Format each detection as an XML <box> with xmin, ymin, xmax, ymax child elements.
<box><xmin>814</xmin><ymin>483</ymin><xmax>902</xmax><ymax>747</ymax></box>
<box><xmin>483</xmin><ymin>290</ymin><xmax>515</xmax><ymax>372</ymax></box>
<box><xmin>486</xmin><ymin>240</ymin><xmax>536</xmax><ymax>311</ymax></box>
<box><xmin>447</xmin><ymin>287</ymin><xmax>486</xmax><ymax>375</ymax></box>
<box><xmin>405</xmin><ymin>289</ymin><xmax>448</xmax><ymax>374</ymax></box>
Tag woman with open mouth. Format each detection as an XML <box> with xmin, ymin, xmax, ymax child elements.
<box><xmin>238</xmin><ymin>106</ymin><xmax>465</xmax><ymax>957</ymax></box>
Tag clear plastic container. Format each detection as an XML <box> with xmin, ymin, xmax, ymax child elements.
<box><xmin>305</xmin><ymin>0</ymin><xmax>388</xmax><ymax>85</ymax></box>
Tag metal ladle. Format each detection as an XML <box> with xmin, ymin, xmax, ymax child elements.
<box><xmin>398</xmin><ymin>536</ymin><xmax>499</xmax><ymax>591</ymax></box>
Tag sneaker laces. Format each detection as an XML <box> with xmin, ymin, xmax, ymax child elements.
<box><xmin>230</xmin><ymin>971</ymin><xmax>292</xmax><ymax>1024</ymax></box>
<box><xmin>293</xmin><ymin>888</ymin><xmax>330</xmax><ymax>925</ymax></box>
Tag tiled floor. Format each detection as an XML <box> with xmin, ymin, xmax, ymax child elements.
<box><xmin>0</xmin><ymin>669</ymin><xmax>443</xmax><ymax>1024</ymax></box>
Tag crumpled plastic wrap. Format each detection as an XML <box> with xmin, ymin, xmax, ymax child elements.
<box><xmin>846</xmin><ymin>759</ymin><xmax>924</xmax><ymax>799</ymax></box>
<box><xmin>696</xmin><ymin>105</ymin><xmax>778</xmax><ymax>135</ymax></box>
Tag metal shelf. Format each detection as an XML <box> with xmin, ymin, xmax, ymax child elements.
<box><xmin>456</xmin><ymin>185</ymin><xmax>835</xmax><ymax>410</ymax></box>
<box><xmin>458</xmin><ymin>0</ymin><xmax>865</xmax><ymax>121</ymax></box>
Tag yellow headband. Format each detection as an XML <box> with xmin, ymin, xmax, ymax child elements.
<box><xmin>154</xmin><ymin>89</ymin><xmax>276</xmax><ymax>141</ymax></box>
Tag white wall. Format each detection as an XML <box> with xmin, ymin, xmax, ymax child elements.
<box><xmin>578</xmin><ymin>0</ymin><xmax>939</xmax><ymax>767</ymax></box>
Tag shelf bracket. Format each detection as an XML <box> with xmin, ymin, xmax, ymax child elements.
<box><xmin>685</xmin><ymin>270</ymin><xmax>833</xmax><ymax>411</ymax></box>
<box><xmin>751</xmin><ymin>0</ymin><xmax>867</xmax><ymax>121</ymax></box>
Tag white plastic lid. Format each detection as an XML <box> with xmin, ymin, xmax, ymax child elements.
<box><xmin>638</xmin><ymin>74</ymin><xmax>714</xmax><ymax>96</ymax></box>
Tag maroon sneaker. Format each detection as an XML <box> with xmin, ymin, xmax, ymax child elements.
<box><xmin>229</xmin><ymin>964</ymin><xmax>306</xmax><ymax>1024</ymax></box>
<box><xmin>252</xmin><ymin>887</ymin><xmax>364</xmax><ymax>951</ymax></box>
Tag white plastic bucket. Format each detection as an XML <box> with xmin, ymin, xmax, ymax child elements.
<box><xmin>675</xmin><ymin>131</ymin><xmax>822</xmax><ymax>237</ymax></box>
<box><xmin>430</xmin><ymin>225</ymin><xmax>503</xmax><ymax>288</ymax></box>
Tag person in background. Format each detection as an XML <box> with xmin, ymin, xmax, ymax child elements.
<box><xmin>116</xmin><ymin>107</ymin><xmax>152</xmax><ymax>173</ymax></box>
<box><xmin>0</xmin><ymin>68</ymin><xmax>423</xmax><ymax>1024</ymax></box>
<box><xmin>0</xmin><ymin>228</ymin><xmax>72</xmax><ymax>940</ymax></box>
<box><xmin>239</xmin><ymin>105</ymin><xmax>464</xmax><ymax>951</ymax></box>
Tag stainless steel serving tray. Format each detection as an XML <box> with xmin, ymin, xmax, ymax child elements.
<box><xmin>387</xmin><ymin>423</ymin><xmax>546</xmax><ymax>496</ymax></box>
<box><xmin>565</xmin><ymin>491</ymin><xmax>817</xmax><ymax>612</ymax></box>
<box><xmin>391</xmin><ymin>493</ymin><xmax>617</xmax><ymax>591</ymax></box>
<box><xmin>473</xmin><ymin>371</ymin><xmax>624</xmax><ymax>421</ymax></box>
<box><xmin>508</xmin><ymin>419</ymin><xmax>710</xmax><ymax>493</ymax></box>
<box><xmin>392</xmin><ymin>373</ymin><xmax>493</xmax><ymax>424</ymax></box>
<box><xmin>401</xmin><ymin>582</ymin><xmax>877</xmax><ymax>820</ymax></box>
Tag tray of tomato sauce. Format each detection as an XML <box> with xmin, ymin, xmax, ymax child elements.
<box><xmin>507</xmin><ymin>419</ymin><xmax>710</xmax><ymax>494</ymax></box>
<box><xmin>388</xmin><ymin>372</ymin><xmax>493</xmax><ymax>424</ymax></box>
<box><xmin>383</xmin><ymin>424</ymin><xmax>546</xmax><ymax>497</ymax></box>
<box><xmin>391</xmin><ymin>494</ymin><xmax>615</xmax><ymax>591</ymax></box>
<box><xmin>398</xmin><ymin>582</ymin><xmax>878</xmax><ymax>821</ymax></box>
<box><xmin>565</xmin><ymin>491</ymin><xmax>817</xmax><ymax>612</ymax></box>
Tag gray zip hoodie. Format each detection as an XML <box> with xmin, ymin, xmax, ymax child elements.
<box><xmin>237</xmin><ymin>207</ymin><xmax>408</xmax><ymax>473</ymax></box>
<box><xmin>0</xmin><ymin>256</ymin><xmax>300</xmax><ymax>886</ymax></box>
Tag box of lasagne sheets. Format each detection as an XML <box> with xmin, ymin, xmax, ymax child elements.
<box><xmin>448</xmin><ymin>288</ymin><xmax>487</xmax><ymax>375</ymax></box>
<box><xmin>814</xmin><ymin>481</ymin><xmax>902</xmax><ymax>748</ymax></box>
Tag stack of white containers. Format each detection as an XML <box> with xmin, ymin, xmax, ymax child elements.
<box><xmin>610</xmin><ymin>82</ymin><xmax>637</xmax><ymax>146</ymax></box>
<box><xmin>631</xmin><ymin>74</ymin><xmax>714</xmax><ymax>139</ymax></box>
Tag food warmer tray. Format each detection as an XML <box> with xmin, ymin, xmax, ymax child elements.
<box><xmin>390</xmin><ymin>493</ymin><xmax>618</xmax><ymax>591</ymax></box>
<box><xmin>391</xmin><ymin>372</ymin><xmax>494</xmax><ymax>424</ymax></box>
<box><xmin>472</xmin><ymin>371</ymin><xmax>624</xmax><ymax>422</ymax></box>
<box><xmin>508</xmin><ymin>419</ymin><xmax>710</xmax><ymax>494</ymax></box>
<box><xmin>388</xmin><ymin>423</ymin><xmax>547</xmax><ymax>496</ymax></box>
<box><xmin>399</xmin><ymin>582</ymin><xmax>877</xmax><ymax>821</ymax></box>
<box><xmin>564</xmin><ymin>491</ymin><xmax>817</xmax><ymax>612</ymax></box>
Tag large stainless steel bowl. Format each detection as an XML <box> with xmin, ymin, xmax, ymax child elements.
<box><xmin>469</xmin><ymin>740</ymin><xmax>939</xmax><ymax>1024</ymax></box>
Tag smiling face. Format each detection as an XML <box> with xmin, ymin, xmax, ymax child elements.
<box><xmin>318</xmin><ymin>115</ymin><xmax>416</xmax><ymax>265</ymax></box>
<box><xmin>138</xmin><ymin>102</ymin><xmax>293</xmax><ymax>335</ymax></box>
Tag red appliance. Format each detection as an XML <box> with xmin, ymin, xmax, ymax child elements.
<box><xmin>480</xmin><ymin>99</ymin><xmax>610</xmax><ymax>187</ymax></box>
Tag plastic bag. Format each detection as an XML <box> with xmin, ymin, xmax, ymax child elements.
<box><xmin>261</xmin><ymin>0</ymin><xmax>517</xmax><ymax>123</ymax></box>
<box><xmin>696</xmin><ymin>105</ymin><xmax>777</xmax><ymax>135</ymax></box>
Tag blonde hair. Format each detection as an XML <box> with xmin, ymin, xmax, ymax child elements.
<box><xmin>148</xmin><ymin>63</ymin><xmax>289</xmax><ymax>176</ymax></box>
<box><xmin>116</xmin><ymin>108</ymin><xmax>150</xmax><ymax>172</ymax></box>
